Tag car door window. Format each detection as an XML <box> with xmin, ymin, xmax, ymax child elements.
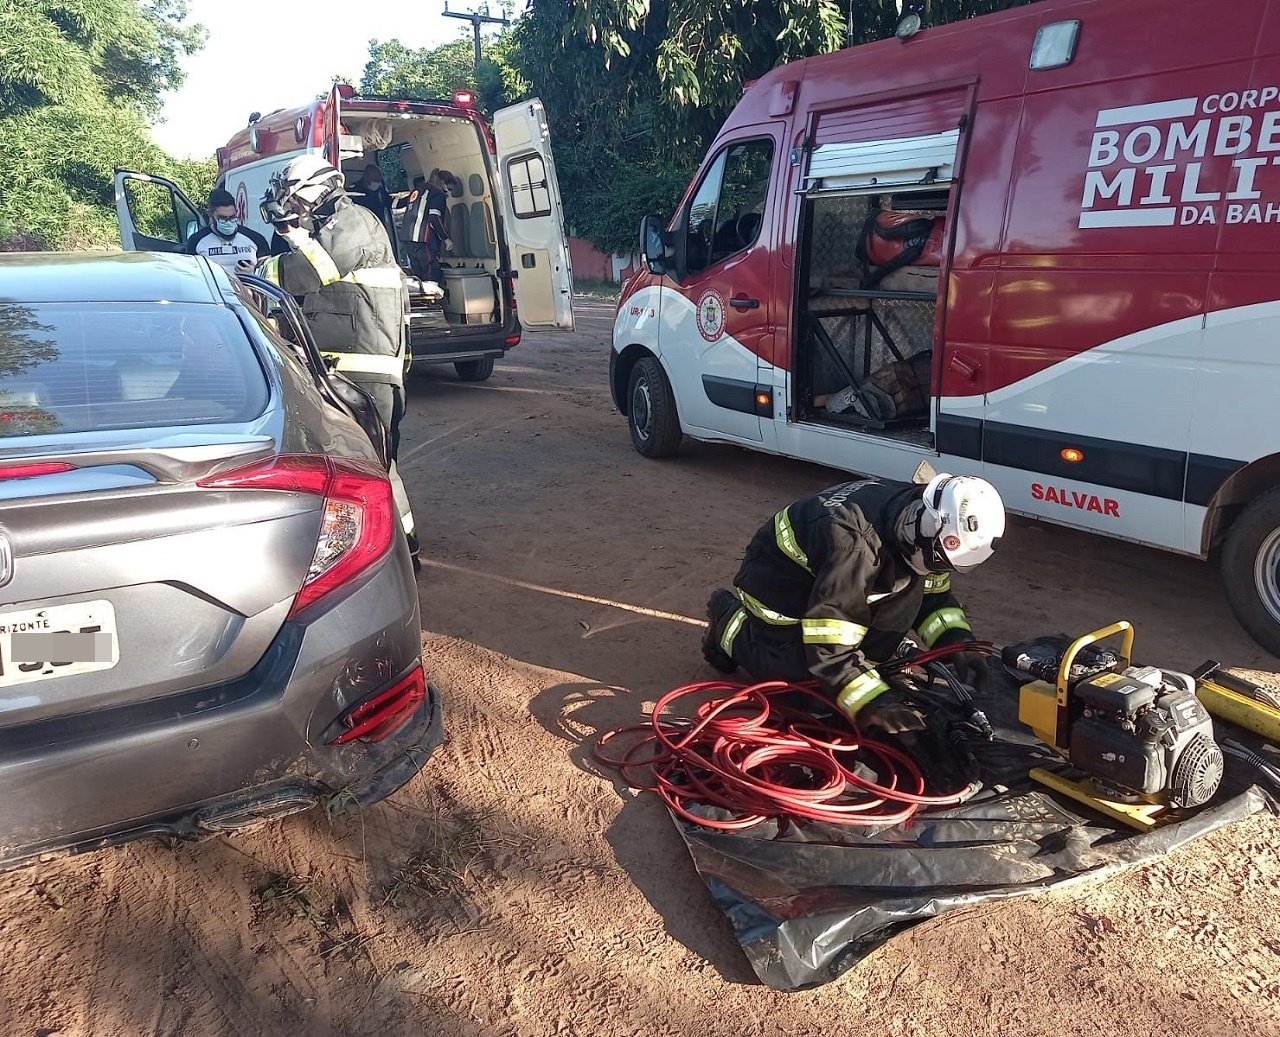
<box><xmin>684</xmin><ymin>138</ymin><xmax>775</xmax><ymax>277</ymax></box>
<box><xmin>122</xmin><ymin>178</ymin><xmax>202</xmax><ymax>249</ymax></box>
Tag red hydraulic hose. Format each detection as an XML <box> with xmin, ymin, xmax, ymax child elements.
<box><xmin>596</xmin><ymin>670</ymin><xmax>982</xmax><ymax>831</ymax></box>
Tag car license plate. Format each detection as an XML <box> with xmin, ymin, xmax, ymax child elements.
<box><xmin>0</xmin><ymin>600</ymin><xmax>119</xmax><ymax>689</ymax></box>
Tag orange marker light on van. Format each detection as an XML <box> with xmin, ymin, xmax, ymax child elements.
<box><xmin>756</xmin><ymin>393</ymin><xmax>771</xmax><ymax>407</ymax></box>
<box><xmin>1061</xmin><ymin>447</ymin><xmax>1085</xmax><ymax>463</ymax></box>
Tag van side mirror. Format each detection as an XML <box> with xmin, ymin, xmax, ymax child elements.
<box><xmin>640</xmin><ymin>214</ymin><xmax>670</xmax><ymax>276</ymax></box>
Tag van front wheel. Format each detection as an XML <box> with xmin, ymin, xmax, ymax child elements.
<box><xmin>627</xmin><ymin>357</ymin><xmax>682</xmax><ymax>458</ymax></box>
<box><xmin>1221</xmin><ymin>487</ymin><xmax>1280</xmax><ymax>656</ymax></box>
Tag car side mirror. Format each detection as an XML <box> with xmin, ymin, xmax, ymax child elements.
<box><xmin>640</xmin><ymin>214</ymin><xmax>670</xmax><ymax>277</ymax></box>
<box><xmin>184</xmin><ymin>219</ymin><xmax>199</xmax><ymax>242</ymax></box>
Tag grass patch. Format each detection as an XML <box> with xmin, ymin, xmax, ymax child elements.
<box><xmin>573</xmin><ymin>278</ymin><xmax>622</xmax><ymax>301</ymax></box>
<box><xmin>383</xmin><ymin>800</ymin><xmax>499</xmax><ymax>907</ymax></box>
<box><xmin>254</xmin><ymin>873</ymin><xmax>371</xmax><ymax>961</ymax></box>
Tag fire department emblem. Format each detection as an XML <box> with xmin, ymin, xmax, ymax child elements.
<box><xmin>695</xmin><ymin>288</ymin><xmax>726</xmax><ymax>342</ymax></box>
<box><xmin>235</xmin><ymin>182</ymin><xmax>249</xmax><ymax>225</ymax></box>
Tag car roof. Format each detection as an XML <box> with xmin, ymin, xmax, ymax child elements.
<box><xmin>0</xmin><ymin>251</ymin><xmax>224</xmax><ymax>305</ymax></box>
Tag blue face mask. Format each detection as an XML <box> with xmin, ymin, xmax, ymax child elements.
<box><xmin>214</xmin><ymin>217</ymin><xmax>239</xmax><ymax>236</ymax></box>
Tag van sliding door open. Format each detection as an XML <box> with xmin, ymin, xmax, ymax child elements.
<box><xmin>793</xmin><ymin>89</ymin><xmax>970</xmax><ymax>449</ymax></box>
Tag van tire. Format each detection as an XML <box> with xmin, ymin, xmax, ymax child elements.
<box><xmin>455</xmin><ymin>358</ymin><xmax>495</xmax><ymax>382</ymax></box>
<box><xmin>627</xmin><ymin>357</ymin><xmax>682</xmax><ymax>458</ymax></box>
<box><xmin>1221</xmin><ymin>487</ymin><xmax>1280</xmax><ymax>656</ymax></box>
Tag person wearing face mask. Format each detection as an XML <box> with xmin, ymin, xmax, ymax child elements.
<box><xmin>701</xmin><ymin>474</ymin><xmax>1005</xmax><ymax>734</ymax></box>
<box><xmin>187</xmin><ymin>188</ymin><xmax>270</xmax><ymax>274</ymax></box>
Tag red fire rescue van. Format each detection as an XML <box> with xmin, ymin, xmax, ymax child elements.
<box><xmin>612</xmin><ymin>0</ymin><xmax>1280</xmax><ymax>654</ymax></box>
<box><xmin>116</xmin><ymin>84</ymin><xmax>573</xmax><ymax>381</ymax></box>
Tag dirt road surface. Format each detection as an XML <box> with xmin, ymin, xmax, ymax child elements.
<box><xmin>3</xmin><ymin>300</ymin><xmax>1279</xmax><ymax>1036</ymax></box>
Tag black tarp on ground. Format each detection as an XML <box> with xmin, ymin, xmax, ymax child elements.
<box><xmin>666</xmin><ymin>672</ymin><xmax>1276</xmax><ymax>991</ymax></box>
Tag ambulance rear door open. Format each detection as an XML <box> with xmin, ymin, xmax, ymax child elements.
<box><xmin>493</xmin><ymin>99</ymin><xmax>575</xmax><ymax>331</ymax></box>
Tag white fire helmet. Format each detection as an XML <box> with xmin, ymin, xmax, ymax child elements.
<box><xmin>911</xmin><ymin>474</ymin><xmax>1006</xmax><ymax>574</ymax></box>
<box><xmin>271</xmin><ymin>155</ymin><xmax>345</xmax><ymax>217</ymax></box>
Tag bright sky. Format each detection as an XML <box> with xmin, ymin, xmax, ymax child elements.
<box><xmin>150</xmin><ymin>0</ymin><xmax>497</xmax><ymax>158</ymax></box>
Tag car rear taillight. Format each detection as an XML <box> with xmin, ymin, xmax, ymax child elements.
<box><xmin>0</xmin><ymin>462</ymin><xmax>76</xmax><ymax>481</ymax></box>
<box><xmin>199</xmin><ymin>454</ymin><xmax>396</xmax><ymax>617</ymax></box>
<box><xmin>505</xmin><ymin>333</ymin><xmax>521</xmax><ymax>347</ymax></box>
<box><xmin>329</xmin><ymin>665</ymin><xmax>426</xmax><ymax>744</ymax></box>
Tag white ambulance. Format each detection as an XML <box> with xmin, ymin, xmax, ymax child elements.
<box><xmin>117</xmin><ymin>84</ymin><xmax>573</xmax><ymax>382</ymax></box>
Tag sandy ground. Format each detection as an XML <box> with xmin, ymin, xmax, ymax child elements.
<box><xmin>2</xmin><ymin>299</ymin><xmax>1280</xmax><ymax>1035</ymax></box>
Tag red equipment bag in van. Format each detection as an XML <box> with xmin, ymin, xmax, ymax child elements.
<box><xmin>858</xmin><ymin>210</ymin><xmax>946</xmax><ymax>288</ymax></box>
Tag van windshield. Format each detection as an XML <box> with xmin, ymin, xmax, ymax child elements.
<box><xmin>0</xmin><ymin>302</ymin><xmax>269</xmax><ymax>438</ymax></box>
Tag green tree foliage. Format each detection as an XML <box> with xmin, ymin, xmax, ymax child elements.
<box><xmin>0</xmin><ymin>0</ymin><xmax>211</xmax><ymax>250</ymax></box>
<box><xmin>361</xmin><ymin>36</ymin><xmax>519</xmax><ymax>115</ymax></box>
<box><xmin>504</xmin><ymin>0</ymin><xmax>847</xmax><ymax>252</ymax></box>
<box><xmin>505</xmin><ymin>0</ymin><xmax>1040</xmax><ymax>253</ymax></box>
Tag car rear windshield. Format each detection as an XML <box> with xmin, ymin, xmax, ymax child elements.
<box><xmin>0</xmin><ymin>302</ymin><xmax>268</xmax><ymax>438</ymax></box>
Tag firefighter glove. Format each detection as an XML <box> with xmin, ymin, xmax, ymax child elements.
<box><xmin>950</xmin><ymin>650</ymin><xmax>992</xmax><ymax>695</ymax></box>
<box><xmin>858</xmin><ymin>690</ymin><xmax>926</xmax><ymax>735</ymax></box>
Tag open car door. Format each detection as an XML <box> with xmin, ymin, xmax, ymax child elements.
<box><xmin>114</xmin><ymin>170</ymin><xmax>205</xmax><ymax>253</ymax></box>
<box><xmin>493</xmin><ymin>98</ymin><xmax>575</xmax><ymax>331</ymax></box>
<box><xmin>237</xmin><ymin>275</ymin><xmax>391</xmax><ymax>467</ymax></box>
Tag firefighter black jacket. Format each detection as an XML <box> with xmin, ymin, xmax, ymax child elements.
<box><xmin>259</xmin><ymin>195</ymin><xmax>407</xmax><ymax>385</ymax></box>
<box><xmin>733</xmin><ymin>479</ymin><xmax>973</xmax><ymax>702</ymax></box>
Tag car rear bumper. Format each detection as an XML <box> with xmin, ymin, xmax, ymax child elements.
<box><xmin>0</xmin><ymin>682</ymin><xmax>443</xmax><ymax>873</ymax></box>
<box><xmin>0</xmin><ymin>549</ymin><xmax>438</xmax><ymax>873</ymax></box>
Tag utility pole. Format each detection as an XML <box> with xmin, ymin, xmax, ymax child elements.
<box><xmin>443</xmin><ymin>2</ymin><xmax>510</xmax><ymax>72</ymax></box>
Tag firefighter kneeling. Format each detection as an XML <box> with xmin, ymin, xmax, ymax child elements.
<box><xmin>256</xmin><ymin>156</ymin><xmax>418</xmax><ymax>559</ymax></box>
<box><xmin>704</xmin><ymin>474</ymin><xmax>1006</xmax><ymax>733</ymax></box>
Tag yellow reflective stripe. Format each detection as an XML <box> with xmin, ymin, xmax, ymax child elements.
<box><xmin>836</xmin><ymin>668</ymin><xmax>891</xmax><ymax>720</ymax></box>
<box><xmin>296</xmin><ymin>237</ymin><xmax>342</xmax><ymax>285</ymax></box>
<box><xmin>924</xmin><ymin>572</ymin><xmax>952</xmax><ymax>594</ymax></box>
<box><xmin>339</xmin><ymin>265</ymin><xmax>404</xmax><ymax>288</ymax></box>
<box><xmin>801</xmin><ymin>618</ymin><xmax>868</xmax><ymax>647</ymax></box>
<box><xmin>734</xmin><ymin>587</ymin><xmax>800</xmax><ymax>626</ymax></box>
<box><xmin>773</xmin><ymin>508</ymin><xmax>811</xmax><ymax>573</ymax></box>
<box><xmin>324</xmin><ymin>351</ymin><xmax>406</xmax><ymax>377</ymax></box>
<box><xmin>918</xmin><ymin>606</ymin><xmax>972</xmax><ymax>648</ymax></box>
<box><xmin>256</xmin><ymin>255</ymin><xmax>282</xmax><ymax>285</ymax></box>
<box><xmin>719</xmin><ymin>607</ymin><xmax>747</xmax><ymax>656</ymax></box>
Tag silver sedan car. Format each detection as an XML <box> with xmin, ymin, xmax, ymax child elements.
<box><xmin>0</xmin><ymin>252</ymin><xmax>441</xmax><ymax>873</ymax></box>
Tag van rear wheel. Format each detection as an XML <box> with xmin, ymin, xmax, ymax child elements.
<box><xmin>1221</xmin><ymin>487</ymin><xmax>1280</xmax><ymax>656</ymax></box>
<box><xmin>455</xmin><ymin>357</ymin><xmax>494</xmax><ymax>382</ymax></box>
<box><xmin>627</xmin><ymin>357</ymin><xmax>682</xmax><ymax>458</ymax></box>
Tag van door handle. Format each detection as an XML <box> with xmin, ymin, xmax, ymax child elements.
<box><xmin>949</xmin><ymin>354</ymin><xmax>980</xmax><ymax>381</ymax></box>
<box><xmin>730</xmin><ymin>295</ymin><xmax>759</xmax><ymax>311</ymax></box>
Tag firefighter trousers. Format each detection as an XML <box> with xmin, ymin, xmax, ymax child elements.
<box><xmin>350</xmin><ymin>376</ymin><xmax>417</xmax><ymax>540</ymax></box>
<box><xmin>708</xmin><ymin>588</ymin><xmax>811</xmax><ymax>684</ymax></box>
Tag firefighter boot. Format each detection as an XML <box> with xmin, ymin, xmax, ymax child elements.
<box><xmin>702</xmin><ymin>589</ymin><xmax>740</xmax><ymax>674</ymax></box>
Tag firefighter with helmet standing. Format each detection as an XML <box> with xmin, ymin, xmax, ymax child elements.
<box><xmin>256</xmin><ymin>155</ymin><xmax>418</xmax><ymax>560</ymax></box>
<box><xmin>703</xmin><ymin>474</ymin><xmax>1006</xmax><ymax>733</ymax></box>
